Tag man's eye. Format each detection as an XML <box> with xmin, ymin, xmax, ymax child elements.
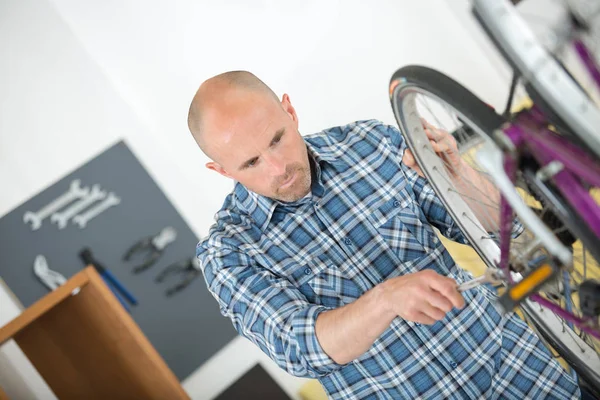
<box><xmin>247</xmin><ymin>158</ymin><xmax>258</xmax><ymax>168</ymax></box>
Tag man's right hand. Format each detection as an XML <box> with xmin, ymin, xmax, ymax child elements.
<box><xmin>381</xmin><ymin>269</ymin><xmax>465</xmax><ymax>325</ymax></box>
<box><xmin>315</xmin><ymin>269</ymin><xmax>466</xmax><ymax>364</ymax></box>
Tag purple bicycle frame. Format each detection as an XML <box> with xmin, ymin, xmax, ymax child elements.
<box><xmin>491</xmin><ymin>37</ymin><xmax>600</xmax><ymax>339</ymax></box>
<box><xmin>574</xmin><ymin>39</ymin><xmax>600</xmax><ymax>91</ymax></box>
<box><xmin>498</xmin><ymin>109</ymin><xmax>600</xmax><ymax>339</ymax></box>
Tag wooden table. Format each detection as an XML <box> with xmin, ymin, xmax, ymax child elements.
<box><xmin>0</xmin><ymin>266</ymin><xmax>189</xmax><ymax>399</ymax></box>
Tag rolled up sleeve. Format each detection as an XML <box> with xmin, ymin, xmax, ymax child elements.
<box><xmin>197</xmin><ymin>244</ymin><xmax>345</xmax><ymax>378</ymax></box>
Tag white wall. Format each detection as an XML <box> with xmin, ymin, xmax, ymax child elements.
<box><xmin>46</xmin><ymin>0</ymin><xmax>518</xmax><ymax>237</ymax></box>
<box><xmin>1</xmin><ymin>0</ymin><xmax>512</xmax><ymax>398</ymax></box>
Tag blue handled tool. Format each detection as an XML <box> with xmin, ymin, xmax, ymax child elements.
<box><xmin>79</xmin><ymin>248</ymin><xmax>138</xmax><ymax>312</ymax></box>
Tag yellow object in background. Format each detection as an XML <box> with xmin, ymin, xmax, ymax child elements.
<box><xmin>298</xmin><ymin>379</ymin><xmax>328</xmax><ymax>400</ymax></box>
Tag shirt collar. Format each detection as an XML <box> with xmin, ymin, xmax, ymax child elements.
<box><xmin>234</xmin><ymin>138</ymin><xmax>340</xmax><ymax>231</ymax></box>
<box><xmin>305</xmin><ymin>138</ymin><xmax>341</xmax><ymax>166</ymax></box>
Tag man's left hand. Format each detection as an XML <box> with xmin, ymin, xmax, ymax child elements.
<box><xmin>402</xmin><ymin>119</ymin><xmax>462</xmax><ymax>178</ymax></box>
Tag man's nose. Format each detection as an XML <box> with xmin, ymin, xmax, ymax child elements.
<box><xmin>264</xmin><ymin>153</ymin><xmax>286</xmax><ymax>177</ymax></box>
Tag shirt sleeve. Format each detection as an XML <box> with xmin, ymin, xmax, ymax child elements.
<box><xmin>197</xmin><ymin>244</ymin><xmax>347</xmax><ymax>378</ymax></box>
<box><xmin>377</xmin><ymin>122</ymin><xmax>526</xmax><ymax>244</ymax></box>
<box><xmin>377</xmin><ymin>122</ymin><xmax>469</xmax><ymax>244</ymax></box>
<box><xmin>405</xmin><ymin>167</ymin><xmax>470</xmax><ymax>244</ymax></box>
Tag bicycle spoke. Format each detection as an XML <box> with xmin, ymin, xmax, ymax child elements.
<box><xmin>431</xmin><ymin>163</ymin><xmax>501</xmax><ymax>233</ymax></box>
<box><xmin>423</xmin><ymin>145</ymin><xmax>500</xmax><ymax>208</ymax></box>
<box><xmin>420</xmin><ymin>96</ymin><xmax>450</xmax><ymax>133</ymax></box>
<box><xmin>426</xmin><ymin>149</ymin><xmax>499</xmax><ymax>206</ymax></box>
<box><xmin>462</xmin><ymin>212</ymin><xmax>495</xmax><ymax>239</ymax></box>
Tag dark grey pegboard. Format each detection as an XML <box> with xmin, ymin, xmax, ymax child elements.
<box><xmin>0</xmin><ymin>140</ymin><xmax>237</xmax><ymax>380</ymax></box>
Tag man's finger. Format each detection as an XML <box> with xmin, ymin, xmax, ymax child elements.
<box><xmin>426</xmin><ymin>289</ymin><xmax>454</xmax><ymax>313</ymax></box>
<box><xmin>424</xmin><ymin>124</ymin><xmax>450</xmax><ymax>144</ymax></box>
<box><xmin>430</xmin><ymin>277</ymin><xmax>465</xmax><ymax>309</ymax></box>
<box><xmin>402</xmin><ymin>149</ymin><xmax>416</xmax><ymax>167</ymax></box>
<box><xmin>403</xmin><ymin>149</ymin><xmax>425</xmax><ymax>177</ymax></box>
<box><xmin>412</xmin><ymin>312</ymin><xmax>437</xmax><ymax>325</ymax></box>
<box><xmin>430</xmin><ymin>139</ymin><xmax>452</xmax><ymax>154</ymax></box>
<box><xmin>420</xmin><ymin>301</ymin><xmax>447</xmax><ymax>322</ymax></box>
<box><xmin>424</xmin><ymin>127</ymin><xmax>438</xmax><ymax>142</ymax></box>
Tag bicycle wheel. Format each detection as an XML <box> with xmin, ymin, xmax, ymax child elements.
<box><xmin>389</xmin><ymin>65</ymin><xmax>600</xmax><ymax>390</ymax></box>
<box><xmin>473</xmin><ymin>0</ymin><xmax>600</xmax><ymax>159</ymax></box>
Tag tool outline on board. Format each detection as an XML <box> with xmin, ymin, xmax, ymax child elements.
<box><xmin>79</xmin><ymin>247</ymin><xmax>138</xmax><ymax>312</ymax></box>
<box><xmin>50</xmin><ymin>184</ymin><xmax>107</xmax><ymax>229</ymax></box>
<box><xmin>155</xmin><ymin>256</ymin><xmax>202</xmax><ymax>296</ymax></box>
<box><xmin>72</xmin><ymin>192</ymin><xmax>121</xmax><ymax>229</ymax></box>
<box><xmin>23</xmin><ymin>179</ymin><xmax>89</xmax><ymax>230</ymax></box>
<box><xmin>123</xmin><ymin>226</ymin><xmax>178</xmax><ymax>273</ymax></box>
<box><xmin>33</xmin><ymin>254</ymin><xmax>80</xmax><ymax>295</ymax></box>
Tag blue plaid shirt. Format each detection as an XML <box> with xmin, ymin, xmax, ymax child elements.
<box><xmin>198</xmin><ymin>120</ymin><xmax>579</xmax><ymax>399</ymax></box>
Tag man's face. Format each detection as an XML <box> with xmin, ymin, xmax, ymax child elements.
<box><xmin>205</xmin><ymin>93</ymin><xmax>311</xmax><ymax>202</ymax></box>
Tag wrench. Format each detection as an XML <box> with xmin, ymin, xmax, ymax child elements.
<box><xmin>72</xmin><ymin>192</ymin><xmax>121</xmax><ymax>229</ymax></box>
<box><xmin>457</xmin><ymin>268</ymin><xmax>504</xmax><ymax>292</ymax></box>
<box><xmin>50</xmin><ymin>185</ymin><xmax>107</xmax><ymax>229</ymax></box>
<box><xmin>23</xmin><ymin>179</ymin><xmax>90</xmax><ymax>230</ymax></box>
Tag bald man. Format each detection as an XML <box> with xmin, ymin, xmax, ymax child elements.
<box><xmin>188</xmin><ymin>71</ymin><xmax>579</xmax><ymax>399</ymax></box>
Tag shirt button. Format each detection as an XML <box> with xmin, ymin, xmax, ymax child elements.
<box><xmin>304</xmin><ymin>268</ymin><xmax>311</xmax><ymax>275</ymax></box>
<box><xmin>414</xmin><ymin>323</ymin><xmax>421</xmax><ymax>327</ymax></box>
<box><xmin>393</xmin><ymin>200</ymin><xmax>401</xmax><ymax>207</ymax></box>
<box><xmin>450</xmin><ymin>361</ymin><xmax>458</xmax><ymax>369</ymax></box>
<box><xmin>344</xmin><ymin>238</ymin><xmax>352</xmax><ymax>245</ymax></box>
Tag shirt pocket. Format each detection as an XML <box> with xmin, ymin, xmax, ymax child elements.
<box><xmin>287</xmin><ymin>253</ymin><xmax>363</xmax><ymax>309</ymax></box>
<box><xmin>368</xmin><ymin>187</ymin><xmax>439</xmax><ymax>263</ymax></box>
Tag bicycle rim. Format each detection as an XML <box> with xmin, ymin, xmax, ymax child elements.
<box><xmin>390</xmin><ymin>65</ymin><xmax>600</xmax><ymax>388</ymax></box>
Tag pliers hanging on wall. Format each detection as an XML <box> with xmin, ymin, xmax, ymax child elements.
<box><xmin>155</xmin><ymin>257</ymin><xmax>201</xmax><ymax>297</ymax></box>
<box><xmin>33</xmin><ymin>255</ymin><xmax>67</xmax><ymax>291</ymax></box>
<box><xmin>33</xmin><ymin>254</ymin><xmax>81</xmax><ymax>296</ymax></box>
<box><xmin>123</xmin><ymin>226</ymin><xmax>177</xmax><ymax>273</ymax></box>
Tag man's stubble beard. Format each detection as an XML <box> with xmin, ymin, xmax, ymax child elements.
<box><xmin>273</xmin><ymin>163</ymin><xmax>311</xmax><ymax>202</ymax></box>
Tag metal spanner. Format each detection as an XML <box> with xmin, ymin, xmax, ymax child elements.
<box><xmin>457</xmin><ymin>268</ymin><xmax>504</xmax><ymax>292</ymax></box>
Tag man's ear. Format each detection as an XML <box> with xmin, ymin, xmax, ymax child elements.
<box><xmin>281</xmin><ymin>93</ymin><xmax>299</xmax><ymax>128</ymax></box>
<box><xmin>206</xmin><ymin>161</ymin><xmax>233</xmax><ymax>179</ymax></box>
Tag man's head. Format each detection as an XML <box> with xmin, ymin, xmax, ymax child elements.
<box><xmin>188</xmin><ymin>71</ymin><xmax>311</xmax><ymax>202</ymax></box>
